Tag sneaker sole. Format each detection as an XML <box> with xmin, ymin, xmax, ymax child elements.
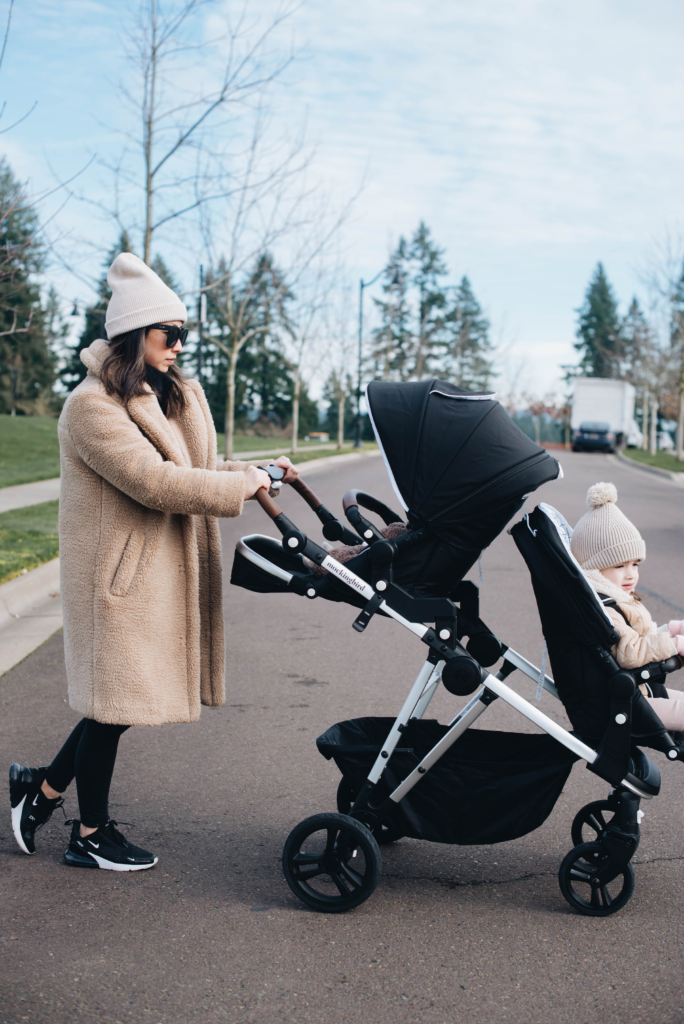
<box><xmin>64</xmin><ymin>849</ymin><xmax>158</xmax><ymax>872</ymax></box>
<box><xmin>11</xmin><ymin>796</ymin><xmax>33</xmax><ymax>856</ymax></box>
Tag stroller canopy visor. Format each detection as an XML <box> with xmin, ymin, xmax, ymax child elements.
<box><xmin>366</xmin><ymin>379</ymin><xmax>561</xmax><ymax>529</ymax></box>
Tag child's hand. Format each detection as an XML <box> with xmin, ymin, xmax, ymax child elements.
<box><xmin>668</xmin><ymin>620</ymin><xmax>684</xmax><ymax>637</ymax></box>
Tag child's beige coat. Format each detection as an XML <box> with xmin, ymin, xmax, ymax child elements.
<box><xmin>584</xmin><ymin>569</ymin><xmax>676</xmax><ymax>671</ymax></box>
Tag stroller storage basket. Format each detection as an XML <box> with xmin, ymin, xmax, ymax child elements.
<box><xmin>318</xmin><ymin>718</ymin><xmax>578</xmax><ymax>846</ymax></box>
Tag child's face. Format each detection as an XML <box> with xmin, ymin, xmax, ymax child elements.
<box><xmin>600</xmin><ymin>561</ymin><xmax>640</xmax><ymax>592</ymax></box>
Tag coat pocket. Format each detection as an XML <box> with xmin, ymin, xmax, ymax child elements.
<box><xmin>110</xmin><ymin>530</ymin><xmax>146</xmax><ymax>597</ymax></box>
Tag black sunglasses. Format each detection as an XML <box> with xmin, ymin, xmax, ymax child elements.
<box><xmin>147</xmin><ymin>323</ymin><xmax>189</xmax><ymax>347</ymax></box>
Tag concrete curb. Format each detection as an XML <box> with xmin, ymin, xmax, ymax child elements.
<box><xmin>615</xmin><ymin>450</ymin><xmax>684</xmax><ymax>486</ymax></box>
<box><xmin>0</xmin><ymin>452</ymin><xmax>379</xmax><ymax>674</ymax></box>
<box><xmin>0</xmin><ymin>557</ymin><xmax>60</xmax><ymax>630</ymax></box>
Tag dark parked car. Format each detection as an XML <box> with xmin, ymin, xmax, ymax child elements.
<box><xmin>572</xmin><ymin>421</ymin><xmax>615</xmax><ymax>453</ymax></box>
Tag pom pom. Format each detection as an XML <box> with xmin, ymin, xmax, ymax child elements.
<box><xmin>586</xmin><ymin>481</ymin><xmax>617</xmax><ymax>508</ymax></box>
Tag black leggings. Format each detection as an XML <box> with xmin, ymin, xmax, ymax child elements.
<box><xmin>45</xmin><ymin>719</ymin><xmax>130</xmax><ymax>828</ymax></box>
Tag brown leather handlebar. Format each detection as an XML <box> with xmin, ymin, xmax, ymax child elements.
<box><xmin>290</xmin><ymin>476</ymin><xmax>324</xmax><ymax>511</ymax></box>
<box><xmin>342</xmin><ymin>489</ymin><xmax>360</xmax><ymax>513</ymax></box>
<box><xmin>254</xmin><ymin>488</ymin><xmax>283</xmax><ymax>519</ymax></box>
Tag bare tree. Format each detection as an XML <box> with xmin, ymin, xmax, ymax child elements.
<box><xmin>323</xmin><ymin>281</ymin><xmax>356</xmax><ymax>449</ymax></box>
<box><xmin>640</xmin><ymin>234</ymin><xmax>683</xmax><ymax>458</ymax></box>
<box><xmin>198</xmin><ymin>140</ymin><xmax>354</xmax><ymax>458</ymax></box>
<box><xmin>88</xmin><ymin>0</ymin><xmax>299</xmax><ymax>264</ymax></box>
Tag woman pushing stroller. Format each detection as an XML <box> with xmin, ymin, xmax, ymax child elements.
<box><xmin>571</xmin><ymin>481</ymin><xmax>684</xmax><ymax>732</ymax></box>
<box><xmin>9</xmin><ymin>253</ymin><xmax>298</xmax><ymax>871</ymax></box>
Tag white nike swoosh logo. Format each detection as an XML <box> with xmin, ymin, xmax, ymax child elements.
<box><xmin>32</xmin><ymin>794</ymin><xmax>39</xmax><ymax>806</ymax></box>
<box><xmin>88</xmin><ymin>841</ymin><xmax>100</xmax><ymax>848</ymax></box>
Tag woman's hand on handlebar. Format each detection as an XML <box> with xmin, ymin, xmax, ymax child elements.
<box><xmin>244</xmin><ymin>465</ymin><xmax>271</xmax><ymax>499</ymax></box>
<box><xmin>272</xmin><ymin>455</ymin><xmax>299</xmax><ymax>484</ymax></box>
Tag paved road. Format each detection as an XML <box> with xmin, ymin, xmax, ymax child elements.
<box><xmin>1</xmin><ymin>451</ymin><xmax>683</xmax><ymax>1024</ymax></box>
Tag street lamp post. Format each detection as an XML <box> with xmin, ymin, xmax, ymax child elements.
<box><xmin>354</xmin><ymin>269</ymin><xmax>383</xmax><ymax>448</ymax></box>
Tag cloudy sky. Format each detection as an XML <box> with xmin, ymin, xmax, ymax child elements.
<box><xmin>4</xmin><ymin>0</ymin><xmax>684</xmax><ymax>396</ymax></box>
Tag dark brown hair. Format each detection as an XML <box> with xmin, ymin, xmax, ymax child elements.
<box><xmin>101</xmin><ymin>326</ymin><xmax>186</xmax><ymax>418</ymax></box>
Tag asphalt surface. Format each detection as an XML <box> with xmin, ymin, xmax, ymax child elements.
<box><xmin>1</xmin><ymin>450</ymin><xmax>683</xmax><ymax>1024</ymax></box>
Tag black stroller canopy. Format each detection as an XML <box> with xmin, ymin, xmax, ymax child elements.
<box><xmin>367</xmin><ymin>379</ymin><xmax>561</xmax><ymax>529</ymax></box>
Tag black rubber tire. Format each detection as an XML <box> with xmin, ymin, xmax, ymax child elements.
<box><xmin>571</xmin><ymin>800</ymin><xmax>616</xmax><ymax>847</ymax></box>
<box><xmin>282</xmin><ymin>813</ymin><xmax>382</xmax><ymax>913</ymax></box>
<box><xmin>558</xmin><ymin>842</ymin><xmax>635</xmax><ymax>917</ymax></box>
<box><xmin>336</xmin><ymin>777</ymin><xmax>404</xmax><ymax>845</ymax></box>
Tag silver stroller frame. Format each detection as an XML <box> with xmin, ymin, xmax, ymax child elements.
<box><xmin>235</xmin><ymin>477</ymin><xmax>680</xmax><ymax>917</ymax></box>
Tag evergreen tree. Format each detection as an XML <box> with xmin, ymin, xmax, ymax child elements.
<box><xmin>63</xmin><ymin>231</ymin><xmax>133</xmax><ymax>390</ymax></box>
<box><xmin>371</xmin><ymin>224</ymin><xmax>448</xmax><ymax>381</ymax></box>
<box><xmin>149</xmin><ymin>254</ymin><xmax>180</xmax><ymax>293</ymax></box>
<box><xmin>409</xmin><ymin>222</ymin><xmax>448</xmax><ymax>379</ymax></box>
<box><xmin>202</xmin><ymin>252</ymin><xmax>317</xmax><ymax>436</ymax></box>
<box><xmin>575</xmin><ymin>263</ymin><xmax>623</xmax><ymax>377</ymax></box>
<box><xmin>620</xmin><ymin>297</ymin><xmax>651</xmax><ymax>383</ymax></box>
<box><xmin>444</xmin><ymin>276</ymin><xmax>493</xmax><ymax>391</ymax></box>
<box><xmin>371</xmin><ymin>239</ymin><xmax>413</xmax><ymax>381</ymax></box>
<box><xmin>0</xmin><ymin>160</ymin><xmax>55</xmax><ymax>415</ymax></box>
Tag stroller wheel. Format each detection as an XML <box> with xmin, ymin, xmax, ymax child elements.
<box><xmin>282</xmin><ymin>813</ymin><xmax>382</xmax><ymax>913</ymax></box>
<box><xmin>558</xmin><ymin>842</ymin><xmax>635</xmax><ymax>917</ymax></box>
<box><xmin>570</xmin><ymin>800</ymin><xmax>616</xmax><ymax>847</ymax></box>
<box><xmin>336</xmin><ymin>777</ymin><xmax>404</xmax><ymax>845</ymax></box>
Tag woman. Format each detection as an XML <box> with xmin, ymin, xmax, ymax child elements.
<box><xmin>9</xmin><ymin>252</ymin><xmax>297</xmax><ymax>871</ymax></box>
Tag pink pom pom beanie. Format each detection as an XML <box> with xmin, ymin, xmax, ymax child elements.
<box><xmin>104</xmin><ymin>253</ymin><xmax>187</xmax><ymax>340</ymax></box>
<box><xmin>570</xmin><ymin>481</ymin><xmax>645</xmax><ymax>570</ymax></box>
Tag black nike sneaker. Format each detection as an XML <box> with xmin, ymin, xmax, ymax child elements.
<box><xmin>64</xmin><ymin>819</ymin><xmax>158</xmax><ymax>871</ymax></box>
<box><xmin>9</xmin><ymin>763</ymin><xmax>65</xmax><ymax>855</ymax></box>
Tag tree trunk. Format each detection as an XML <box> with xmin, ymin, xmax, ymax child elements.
<box><xmin>677</xmin><ymin>385</ymin><xmax>684</xmax><ymax>462</ymax></box>
<box><xmin>534</xmin><ymin>417</ymin><xmax>541</xmax><ymax>445</ymax></box>
<box><xmin>142</xmin><ymin>2</ymin><xmax>158</xmax><ymax>266</ymax></box>
<box><xmin>642</xmin><ymin>390</ymin><xmax>649</xmax><ymax>451</ymax></box>
<box><xmin>337</xmin><ymin>394</ymin><xmax>345</xmax><ymax>449</ymax></box>
<box><xmin>649</xmin><ymin>394</ymin><xmax>658</xmax><ymax>457</ymax></box>
<box><xmin>564</xmin><ymin>412</ymin><xmax>571</xmax><ymax>450</ymax></box>
<box><xmin>225</xmin><ymin>347</ymin><xmax>239</xmax><ymax>461</ymax></box>
<box><xmin>291</xmin><ymin>368</ymin><xmax>300</xmax><ymax>455</ymax></box>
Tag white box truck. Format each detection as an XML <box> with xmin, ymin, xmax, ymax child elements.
<box><xmin>571</xmin><ymin>378</ymin><xmax>639</xmax><ymax>451</ymax></box>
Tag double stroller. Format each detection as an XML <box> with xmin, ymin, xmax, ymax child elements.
<box><xmin>231</xmin><ymin>379</ymin><xmax>683</xmax><ymax>916</ymax></box>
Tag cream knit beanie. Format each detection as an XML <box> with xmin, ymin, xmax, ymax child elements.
<box><xmin>104</xmin><ymin>253</ymin><xmax>187</xmax><ymax>340</ymax></box>
<box><xmin>570</xmin><ymin>482</ymin><xmax>645</xmax><ymax>570</ymax></box>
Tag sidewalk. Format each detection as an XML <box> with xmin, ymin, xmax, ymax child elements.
<box><xmin>0</xmin><ymin>450</ymin><xmax>380</xmax><ymax>676</ymax></box>
<box><xmin>0</xmin><ymin>447</ymin><xmax>365</xmax><ymax>512</ymax></box>
<box><xmin>0</xmin><ymin>557</ymin><xmax>62</xmax><ymax>675</ymax></box>
<box><xmin>0</xmin><ymin>476</ymin><xmax>60</xmax><ymax>512</ymax></box>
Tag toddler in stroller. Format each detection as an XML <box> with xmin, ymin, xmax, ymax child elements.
<box><xmin>570</xmin><ymin>481</ymin><xmax>684</xmax><ymax>733</ymax></box>
<box><xmin>230</xmin><ymin>379</ymin><xmax>684</xmax><ymax>917</ymax></box>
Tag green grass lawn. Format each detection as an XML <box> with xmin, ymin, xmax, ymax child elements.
<box><xmin>215</xmin><ymin>437</ymin><xmax>377</xmax><ymax>464</ymax></box>
<box><xmin>0</xmin><ymin>500</ymin><xmax>59</xmax><ymax>585</ymax></box>
<box><xmin>0</xmin><ymin>416</ymin><xmax>370</xmax><ymax>488</ymax></box>
<box><xmin>621</xmin><ymin>448</ymin><xmax>684</xmax><ymax>472</ymax></box>
<box><xmin>0</xmin><ymin>416</ymin><xmax>61</xmax><ymax>488</ymax></box>
<box><xmin>0</xmin><ymin>433</ymin><xmax>378</xmax><ymax>582</ymax></box>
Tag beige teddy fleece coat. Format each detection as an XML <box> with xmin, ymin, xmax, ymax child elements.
<box><xmin>583</xmin><ymin>569</ymin><xmax>676</xmax><ymax>671</ymax></box>
<box><xmin>58</xmin><ymin>339</ymin><xmax>250</xmax><ymax>726</ymax></box>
